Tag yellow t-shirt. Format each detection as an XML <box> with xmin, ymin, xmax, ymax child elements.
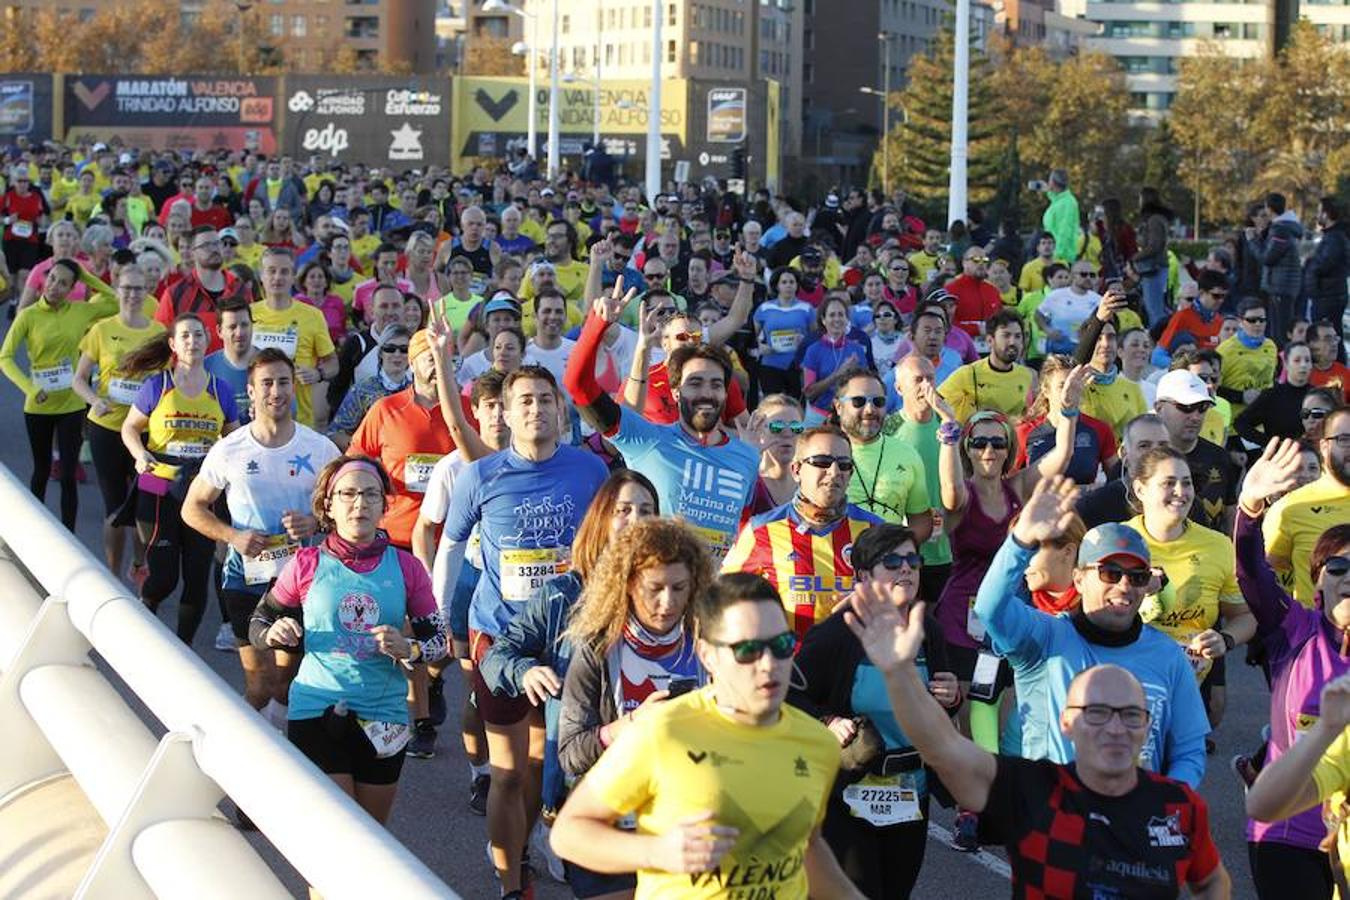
<box><xmin>1201</xmin><ymin>398</ymin><xmax>1231</xmax><ymax>448</ymax></box>
<box><xmin>1082</xmin><ymin>376</ymin><xmax>1146</xmax><ymax>444</ymax></box>
<box><xmin>584</xmin><ymin>686</ymin><xmax>839</xmax><ymax>900</ymax></box>
<box><xmin>66</xmin><ymin>191</ymin><xmax>103</xmax><ymax>228</ymax></box>
<box><xmin>1265</xmin><ymin>474</ymin><xmax>1350</xmax><ymax>608</ymax></box>
<box><xmin>78</xmin><ymin>307</ymin><xmax>164</xmax><ymax>431</ymax></box>
<box><xmin>350</xmin><ymin>234</ymin><xmax>382</xmax><ymax>272</ymax></box>
<box><xmin>233</xmin><ymin>242</ymin><xmax>265</xmax><ymax>274</ymax></box>
<box><xmin>1311</xmin><ymin>727</ymin><xmax>1350</xmax><ymax>897</ymax></box>
<box><xmin>519</xmin><ymin>217</ymin><xmax>547</xmax><ymax>248</ymax></box>
<box><xmin>937</xmin><ymin>357</ymin><xmax>1034</xmax><ymax>423</ymax></box>
<box><xmin>1017</xmin><ymin>257</ymin><xmax>1064</xmax><ymax>294</ymax></box>
<box><xmin>1128</xmin><ymin>516</ymin><xmax>1244</xmax><ymax>683</ymax></box>
<box><xmin>248</xmin><ymin>301</ymin><xmax>336</xmax><ymax>427</ymax></box>
<box><xmin>1216</xmin><ymin>336</ymin><xmax>1277</xmax><ymax>420</ymax></box>
<box><xmin>907</xmin><ymin>250</ymin><xmax>941</xmax><ymax>283</ymax></box>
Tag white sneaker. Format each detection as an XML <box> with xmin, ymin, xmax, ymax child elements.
<box><xmin>214</xmin><ymin>623</ymin><xmax>235</xmax><ymax>652</ymax></box>
<box><xmin>530</xmin><ymin>820</ymin><xmax>566</xmax><ymax>883</ymax></box>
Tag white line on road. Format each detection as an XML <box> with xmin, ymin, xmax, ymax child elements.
<box><xmin>927</xmin><ymin>822</ymin><xmax>1013</xmax><ymax>880</ymax></box>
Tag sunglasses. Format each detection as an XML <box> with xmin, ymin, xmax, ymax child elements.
<box><xmin>966</xmin><ymin>256</ymin><xmax>990</xmax><ymax>264</ymax></box>
<box><xmin>768</xmin><ymin>420</ymin><xmax>805</xmax><ymax>435</ymax></box>
<box><xmin>875</xmin><ymin>311</ymin><xmax>897</xmax><ymax>320</ymax></box>
<box><xmin>670</xmin><ymin>330</ymin><xmax>702</xmax><ymax>344</ymax></box>
<box><xmin>967</xmin><ymin>435</ymin><xmax>1009</xmax><ymax>450</ymax></box>
<box><xmin>841</xmin><ymin>395</ymin><xmax>887</xmax><ymax>410</ymax></box>
<box><xmin>706</xmin><ymin>631</ymin><xmax>797</xmax><ymax>664</ymax></box>
<box><xmin>1066</xmin><ymin>704</ymin><xmax>1150</xmax><ymax>728</ymax></box>
<box><xmin>889</xmin><ymin>265</ymin><xmax>909</xmax><ymax>273</ymax></box>
<box><xmin>1075</xmin><ymin>270</ymin><xmax>1099</xmax><ymax>278</ymax></box>
<box><xmin>1170</xmin><ymin>400</ymin><xmax>1214</xmax><ymax>415</ymax></box>
<box><xmin>382</xmin><ymin>343</ymin><xmax>410</xmax><ymax>354</ymax></box>
<box><xmin>1088</xmin><ymin>562</ymin><xmax>1152</xmax><ymax>588</ymax></box>
<box><xmin>652</xmin><ymin>307</ymin><xmax>678</xmax><ymax>321</ymax></box>
<box><xmin>1243</xmin><ymin>316</ymin><xmax>1266</xmax><ymax>324</ymax></box>
<box><xmin>1303</xmin><ymin>408</ymin><xmax>1331</xmax><ymax>420</ymax></box>
<box><xmin>800</xmin><ymin>454</ymin><xmax>855</xmax><ymax>473</ymax></box>
<box><xmin>1324</xmin><ymin>557</ymin><xmax>1350</xmax><ymax>578</ymax></box>
<box><xmin>880</xmin><ymin>552</ymin><xmax>923</xmax><ymax>571</ymax></box>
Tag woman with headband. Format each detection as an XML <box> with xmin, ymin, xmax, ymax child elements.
<box><xmin>248</xmin><ymin>455</ymin><xmax>446</xmax><ymax>827</ymax></box>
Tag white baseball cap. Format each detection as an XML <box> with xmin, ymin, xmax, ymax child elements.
<box><xmin>1154</xmin><ymin>370</ymin><xmax>1211</xmax><ymax>407</ymax></box>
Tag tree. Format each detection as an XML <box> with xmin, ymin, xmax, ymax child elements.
<box><xmin>464</xmin><ymin>35</ymin><xmax>524</xmax><ymax>76</ymax></box>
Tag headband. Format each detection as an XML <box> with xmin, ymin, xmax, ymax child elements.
<box><xmin>328</xmin><ymin>458</ymin><xmax>383</xmax><ymax>497</ymax></box>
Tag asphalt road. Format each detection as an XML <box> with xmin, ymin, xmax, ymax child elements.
<box><xmin>0</xmin><ymin>313</ymin><xmax>1265</xmax><ymax>899</ymax></box>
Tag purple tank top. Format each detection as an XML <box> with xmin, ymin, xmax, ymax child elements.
<box><xmin>935</xmin><ymin>478</ymin><xmax>1022</xmax><ymax>650</ymax></box>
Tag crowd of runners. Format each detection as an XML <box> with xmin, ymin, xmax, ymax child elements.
<box><xmin>1</xmin><ymin>139</ymin><xmax>1349</xmax><ymax>899</ymax></box>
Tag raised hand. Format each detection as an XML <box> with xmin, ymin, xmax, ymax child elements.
<box><xmin>732</xmin><ymin>246</ymin><xmax>757</xmax><ymax>282</ymax></box>
<box><xmin>1240</xmin><ymin>437</ymin><xmax>1304</xmax><ymax>512</ymax></box>
<box><xmin>843</xmin><ymin>578</ymin><xmax>926</xmax><ymax>675</ymax></box>
<box><xmin>592</xmin><ymin>276</ymin><xmax>636</xmax><ymax>325</ymax></box>
<box><xmin>590</xmin><ymin>235</ymin><xmax>614</xmax><ymax>265</ymax></box>
<box><xmin>636</xmin><ymin>301</ymin><xmax>662</xmax><ymax>348</ymax></box>
<box><xmin>1011</xmin><ymin>475</ymin><xmax>1080</xmax><ymax>546</ymax></box>
<box><xmin>1059</xmin><ymin>364</ymin><xmax>1093</xmax><ymax>412</ymax></box>
<box><xmin>918</xmin><ymin>380</ymin><xmax>956</xmax><ymax>424</ymax></box>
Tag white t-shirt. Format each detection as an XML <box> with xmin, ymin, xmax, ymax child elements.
<box><xmin>1039</xmin><ymin>288</ymin><xmax>1101</xmax><ymax>343</ymax></box>
<box><xmin>419</xmin><ymin>450</ymin><xmax>481</xmax><ymax>613</ymax></box>
<box><xmin>457</xmin><ymin>349</ymin><xmax>492</xmax><ymax>383</ymax></box>
<box><xmin>525</xmin><ymin>337</ymin><xmax>577</xmax><ymax>387</ymax></box>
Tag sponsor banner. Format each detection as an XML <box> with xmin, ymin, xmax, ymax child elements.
<box><xmin>63</xmin><ymin>76</ymin><xmax>276</xmax><ymax>152</ymax></box>
<box><xmin>452</xmin><ymin>76</ymin><xmax>687</xmax><ymax>169</ymax></box>
<box><xmin>0</xmin><ymin>76</ymin><xmax>54</xmax><ymax>143</ymax></box>
<box><xmin>282</xmin><ymin>76</ymin><xmax>450</xmax><ymax>166</ymax></box>
<box><xmin>706</xmin><ymin>87</ymin><xmax>746</xmax><ymax>143</ymax></box>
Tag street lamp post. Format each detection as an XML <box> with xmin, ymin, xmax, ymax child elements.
<box><xmin>879</xmin><ymin>32</ymin><xmax>893</xmax><ymax>196</ymax></box>
<box><xmin>645</xmin><ymin>0</ymin><xmax>662</xmax><ymax>202</ymax></box>
<box><xmin>948</xmin><ymin>0</ymin><xmax>970</xmax><ymax>226</ymax></box>
<box><xmin>547</xmin><ymin>0</ymin><xmax>560</xmax><ymax>179</ymax></box>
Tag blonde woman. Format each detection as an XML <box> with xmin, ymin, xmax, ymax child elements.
<box><xmin>747</xmin><ymin>393</ymin><xmax>805</xmax><ymax>514</ymax></box>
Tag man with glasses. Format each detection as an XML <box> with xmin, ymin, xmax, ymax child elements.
<box><xmin>1308</xmin><ymin>319</ymin><xmax>1349</xmax><ymax>403</ymax></box>
<box><xmin>723</xmin><ymin>425</ymin><xmax>882</xmax><ymax>639</ymax></box>
<box><xmin>1036</xmin><ymin>260</ymin><xmax>1102</xmax><ymax>355</ymax></box>
<box><xmin>833</xmin><ymin>369</ymin><xmax>933</xmax><ymax>538</ymax></box>
<box><xmin>1217</xmin><ymin>296</ymin><xmax>1278</xmax><ymax>419</ymax></box>
<box><xmin>938</xmin><ymin>308</ymin><xmax>1035</xmax><ymax>422</ymax></box>
<box><xmin>1265</xmin><ymin>407</ymin><xmax>1350</xmax><ymax>607</ymax></box>
<box><xmin>945</xmin><ymin>246</ymin><xmax>1004</xmax><ymax>342</ymax></box>
<box><xmin>551</xmin><ymin>571</ymin><xmax>858</xmax><ymax>899</ymax></box>
<box><xmin>1153</xmin><ymin>369</ymin><xmax>1237</xmax><ymax>532</ymax></box>
<box><xmin>155</xmin><ymin>226</ymin><xmax>252</xmax><ymax>353</ymax></box>
<box><xmin>971</xmin><ymin>476</ymin><xmax>1209</xmax><ymax>788</ymax></box>
<box><xmin>1159</xmin><ymin>270</ymin><xmax>1230</xmax><ymax>356</ymax></box>
<box><xmin>846</xmin><ymin>574</ymin><xmax>1228</xmax><ymax>896</ymax></box>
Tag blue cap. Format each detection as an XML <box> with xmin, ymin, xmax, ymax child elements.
<box><xmin>1077</xmin><ymin>523</ymin><xmax>1150</xmax><ymax>568</ymax></box>
<box><xmin>482</xmin><ymin>296</ymin><xmax>521</xmax><ymax>318</ymax></box>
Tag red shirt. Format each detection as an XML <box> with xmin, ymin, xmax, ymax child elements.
<box><xmin>1159</xmin><ymin>307</ymin><xmax>1224</xmax><ymax>352</ymax></box>
<box><xmin>155</xmin><ymin>269</ymin><xmax>251</xmax><ymax>354</ymax></box>
<box><xmin>944</xmin><ymin>274</ymin><xmax>1002</xmax><ymax>337</ymax></box>
<box><xmin>190</xmin><ymin>204</ymin><xmax>234</xmax><ymax>231</ymax></box>
<box><xmin>1</xmin><ymin>189</ymin><xmax>48</xmax><ymax>243</ymax></box>
<box><xmin>1311</xmin><ymin>361</ymin><xmax>1350</xmax><ymax>403</ymax></box>
<box><xmin>642</xmin><ymin>360</ymin><xmax>747</xmax><ymax>425</ymax></box>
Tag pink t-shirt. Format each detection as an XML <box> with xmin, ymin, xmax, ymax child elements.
<box><xmin>272</xmin><ymin>545</ymin><xmax>437</xmax><ymax>618</ymax></box>
<box><xmin>26</xmin><ymin>254</ymin><xmax>94</xmax><ymax>301</ymax></box>
<box><xmin>351</xmin><ymin>277</ymin><xmax>415</xmax><ymax>324</ymax></box>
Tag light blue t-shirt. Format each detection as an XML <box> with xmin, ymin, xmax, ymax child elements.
<box><xmin>608</xmin><ymin>412</ymin><xmax>759</xmax><ymax>562</ymax></box>
<box><xmin>445</xmin><ymin>444</ymin><xmax>608</xmax><ymax>637</ymax></box>
<box><xmin>204</xmin><ymin>351</ymin><xmax>251</xmax><ymax>425</ymax></box>
<box><xmin>973</xmin><ymin>536</ymin><xmax>1209</xmax><ymax>788</ymax></box>
<box><xmin>753</xmin><ymin>301</ymin><xmax>814</xmax><ymax>369</ymax></box>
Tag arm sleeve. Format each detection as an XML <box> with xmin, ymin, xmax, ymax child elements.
<box><xmin>562</xmin><ymin>311</ymin><xmax>622</xmax><ymax>434</ymax></box>
<box><xmin>398</xmin><ymin>551</ymin><xmax>447</xmax><ymax>664</ymax></box>
<box><xmin>247</xmin><ymin>592</ymin><xmax>298</xmax><ymax>650</ymax></box>
<box><xmin>1234</xmin><ymin>509</ymin><xmax>1292</xmax><ymax>638</ymax></box>
<box><xmin>441</xmin><ymin>459</ymin><xmax>482</xmax><ymax>543</ymax></box>
<box><xmin>1183</xmin><ymin>790</ymin><xmax>1222</xmax><ymax>885</ymax></box>
<box><xmin>973</xmin><ymin>536</ymin><xmax>1053</xmax><ymax>661</ymax></box>
<box><xmin>1073</xmin><ymin>315</ymin><xmax>1107</xmax><ymax>367</ymax></box>
<box><xmin>1233</xmin><ymin>393</ymin><xmax>1268</xmax><ymax>446</ymax></box>
<box><xmin>1163</xmin><ymin>661</ymin><xmax>1209</xmax><ymax>789</ymax></box>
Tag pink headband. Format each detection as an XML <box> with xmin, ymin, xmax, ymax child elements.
<box><xmin>328</xmin><ymin>458</ymin><xmax>383</xmax><ymax>496</ymax></box>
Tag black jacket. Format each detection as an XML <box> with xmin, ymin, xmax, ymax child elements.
<box><xmin>1305</xmin><ymin>220</ymin><xmax>1349</xmax><ymax>302</ymax></box>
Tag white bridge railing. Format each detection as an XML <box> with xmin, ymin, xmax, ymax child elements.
<box><xmin>0</xmin><ymin>463</ymin><xmax>457</xmax><ymax>899</ymax></box>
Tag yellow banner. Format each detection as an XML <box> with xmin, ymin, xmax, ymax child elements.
<box><xmin>765</xmin><ymin>79</ymin><xmax>781</xmax><ymax>191</ymax></box>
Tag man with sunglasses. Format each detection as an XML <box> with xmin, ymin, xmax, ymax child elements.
<box><xmin>1036</xmin><ymin>260</ymin><xmax>1102</xmax><ymax>355</ymax></box>
<box><xmin>945</xmin><ymin>246</ymin><xmax>1004</xmax><ymax>340</ymax></box>
<box><xmin>1154</xmin><ymin>369</ymin><xmax>1237</xmax><ymax>532</ymax></box>
<box><xmin>974</xmin><ymin>476</ymin><xmax>1209</xmax><ymax>789</ymax></box>
<box><xmin>551</xmin><ymin>572</ymin><xmax>860</xmax><ymax>900</ymax></box>
<box><xmin>938</xmin><ymin>308</ymin><xmax>1035</xmax><ymax>423</ymax></box>
<box><xmin>1216</xmin><ymin>296</ymin><xmax>1278</xmax><ymax>419</ymax></box>
<box><xmin>722</xmin><ymin>425</ymin><xmax>882</xmax><ymax>639</ymax></box>
<box><xmin>1159</xmin><ymin>270</ymin><xmax>1230</xmax><ymax>356</ymax></box>
<box><xmin>155</xmin><ymin>226</ymin><xmax>253</xmax><ymax>353</ymax></box>
<box><xmin>845</xmin><ymin>584</ymin><xmax>1229</xmax><ymax>898</ymax></box>
<box><xmin>1265</xmin><ymin>407</ymin><xmax>1350</xmax><ymax>607</ymax></box>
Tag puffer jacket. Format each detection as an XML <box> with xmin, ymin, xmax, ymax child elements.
<box><xmin>1256</xmin><ymin>211</ymin><xmax>1305</xmax><ymax>298</ymax></box>
<box><xmin>1304</xmin><ymin>219</ymin><xmax>1349</xmax><ymax>302</ymax></box>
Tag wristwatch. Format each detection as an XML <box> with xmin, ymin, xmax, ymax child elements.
<box><xmin>1219</xmin><ymin>631</ymin><xmax>1236</xmax><ymax>653</ymax></box>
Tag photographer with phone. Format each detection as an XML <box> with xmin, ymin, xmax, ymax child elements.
<box><xmin>556</xmin><ymin>518</ymin><xmax>712</xmax><ymax>899</ymax></box>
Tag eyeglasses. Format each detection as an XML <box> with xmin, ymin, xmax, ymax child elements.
<box><xmin>841</xmin><ymin>395</ymin><xmax>887</xmax><ymax>410</ymax></box>
<box><xmin>889</xmin><ymin>265</ymin><xmax>909</xmax><ymax>273</ymax></box>
<box><xmin>800</xmin><ymin>454</ymin><xmax>855</xmax><ymax>473</ymax></box>
<box><xmin>967</xmin><ymin>435</ymin><xmax>1009</xmax><ymax>450</ymax></box>
<box><xmin>1066</xmin><ymin>704</ymin><xmax>1151</xmax><ymax>728</ymax></box>
<box><xmin>1243</xmin><ymin>316</ymin><xmax>1266</xmax><ymax>324</ymax></box>
<box><xmin>1087</xmin><ymin>562</ymin><xmax>1152</xmax><ymax>588</ymax></box>
<box><xmin>1324</xmin><ymin>557</ymin><xmax>1350</xmax><ymax>578</ymax></box>
<box><xmin>193</xmin><ymin>239</ymin><xmax>222</xmax><ymax>250</ymax></box>
<box><xmin>221</xmin><ymin>238</ymin><xmax>239</xmax><ymax>247</ymax></box>
<box><xmin>670</xmin><ymin>330</ymin><xmax>702</xmax><ymax>344</ymax></box>
<box><xmin>652</xmin><ymin>307</ymin><xmax>678</xmax><ymax>321</ymax></box>
<box><xmin>1074</xmin><ymin>270</ymin><xmax>1099</xmax><ymax>278</ymax></box>
<box><xmin>332</xmin><ymin>488</ymin><xmax>384</xmax><ymax>504</ymax></box>
<box><xmin>706</xmin><ymin>631</ymin><xmax>797</xmax><ymax>664</ymax></box>
<box><xmin>1194</xmin><ymin>373</ymin><xmax>1219</xmax><ymax>385</ymax></box>
<box><xmin>767</xmin><ymin>420</ymin><xmax>805</xmax><ymax>435</ymax></box>
<box><xmin>644</xmin><ymin>272</ymin><xmax>666</xmax><ymax>281</ymax></box>
<box><xmin>1325</xmin><ymin>434</ymin><xmax>1350</xmax><ymax>448</ymax></box>
<box><xmin>1169</xmin><ymin>400</ymin><xmax>1214</xmax><ymax>415</ymax></box>
<box><xmin>879</xmin><ymin>551</ymin><xmax>923</xmax><ymax>571</ymax></box>
<box><xmin>1303</xmin><ymin>408</ymin><xmax>1331</xmax><ymax>421</ymax></box>
<box><xmin>382</xmin><ymin>343</ymin><xmax>410</xmax><ymax>354</ymax></box>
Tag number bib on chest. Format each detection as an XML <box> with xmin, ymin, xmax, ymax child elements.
<box><xmin>966</xmin><ymin>596</ymin><xmax>986</xmax><ymax>643</ymax></box>
<box><xmin>769</xmin><ymin>329</ymin><xmax>800</xmax><ymax>354</ymax></box>
<box><xmin>842</xmin><ymin>772</ymin><xmax>924</xmax><ymax>826</ymax></box>
<box><xmin>11</xmin><ymin>220</ymin><xmax>33</xmax><ymax>239</ymax></box>
<box><xmin>106</xmin><ymin>376</ymin><xmax>144</xmax><ymax>406</ymax></box>
<box><xmin>32</xmin><ymin>360</ymin><xmax>73</xmax><ymax>392</ymax></box>
<box><xmin>244</xmin><ymin>535</ymin><xmax>301</xmax><ymax>586</ymax></box>
<box><xmin>500</xmin><ymin>547</ymin><xmax>569</xmax><ymax>604</ymax></box>
<box><xmin>403</xmin><ymin>453</ymin><xmax>442</xmax><ymax>493</ymax></box>
<box><xmin>253</xmin><ymin>329</ymin><xmax>299</xmax><ymax>358</ymax></box>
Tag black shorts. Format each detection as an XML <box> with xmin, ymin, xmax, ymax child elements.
<box><xmin>3</xmin><ymin>240</ymin><xmax>42</xmax><ymax>274</ymax></box>
<box><xmin>945</xmin><ymin>643</ymin><xmax>1014</xmax><ymax>696</ymax></box>
<box><xmin>1200</xmin><ymin>655</ymin><xmax>1227</xmax><ymax>705</ymax></box>
<box><xmin>288</xmin><ymin>712</ymin><xmax>406</xmax><ymax>785</ymax></box>
<box><xmin>221</xmin><ymin>588</ymin><xmax>265</xmax><ymax>645</ymax></box>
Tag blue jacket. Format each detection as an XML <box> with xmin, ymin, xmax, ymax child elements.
<box><xmin>973</xmin><ymin>535</ymin><xmax>1208</xmax><ymax>788</ymax></box>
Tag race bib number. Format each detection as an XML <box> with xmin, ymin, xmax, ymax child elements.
<box><xmin>1184</xmin><ymin>644</ymin><xmax>1213</xmax><ymax>684</ymax></box>
<box><xmin>691</xmin><ymin>524</ymin><xmax>735</xmax><ymax>564</ymax></box>
<box><xmin>253</xmin><ymin>329</ymin><xmax>299</xmax><ymax>359</ymax></box>
<box><xmin>769</xmin><ymin>329</ymin><xmax>800</xmax><ymax>354</ymax></box>
<box><xmin>163</xmin><ymin>440</ymin><xmax>210</xmax><ymax>459</ymax></box>
<box><xmin>974</xmin><ymin>335</ymin><xmax>991</xmax><ymax>355</ymax></box>
<box><xmin>11</xmin><ymin>220</ymin><xmax>33</xmax><ymax>239</ymax></box>
<box><xmin>358</xmin><ymin>718</ymin><xmax>411</xmax><ymax>758</ymax></box>
<box><xmin>500</xmin><ymin>547</ymin><xmax>569</xmax><ymax>604</ymax></box>
<box><xmin>32</xmin><ymin>360</ymin><xmax>73</xmax><ymax>392</ymax></box>
<box><xmin>106</xmin><ymin>376</ymin><xmax>144</xmax><ymax>406</ymax></box>
<box><xmin>243</xmin><ymin>535</ymin><xmax>300</xmax><ymax>586</ymax></box>
<box><xmin>842</xmin><ymin>773</ymin><xmax>924</xmax><ymax>826</ymax></box>
<box><xmin>403</xmin><ymin>453</ymin><xmax>442</xmax><ymax>493</ymax></box>
<box><xmin>966</xmin><ymin>597</ymin><xmax>986</xmax><ymax>643</ymax></box>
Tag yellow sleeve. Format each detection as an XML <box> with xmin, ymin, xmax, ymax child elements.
<box><xmin>720</xmin><ymin>522</ymin><xmax>758</xmax><ymax>574</ymax></box>
<box><xmin>583</xmin><ymin>711</ymin><xmax>658</xmax><ymax>818</ymax></box>
<box><xmin>78</xmin><ymin>325</ymin><xmax>100</xmax><ymax>362</ymax></box>
<box><xmin>938</xmin><ymin>366</ymin><xmax>974</xmax><ymax>422</ymax></box>
<box><xmin>0</xmin><ymin>310</ymin><xmax>35</xmax><ymax>396</ymax></box>
<box><xmin>1313</xmin><ymin>729</ymin><xmax>1350</xmax><ymax>802</ymax></box>
<box><xmin>1017</xmin><ymin>263</ymin><xmax>1036</xmax><ymax>293</ymax></box>
<box><xmin>313</xmin><ymin>316</ymin><xmax>337</xmax><ymax>359</ymax></box>
<box><xmin>1263</xmin><ymin>500</ymin><xmax>1293</xmax><ymax>569</ymax></box>
<box><xmin>1218</xmin><ymin>550</ymin><xmax>1244</xmax><ymax>607</ymax></box>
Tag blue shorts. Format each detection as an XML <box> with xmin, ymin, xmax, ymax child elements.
<box><xmin>449</xmin><ymin>562</ymin><xmax>479</xmax><ymax>641</ymax></box>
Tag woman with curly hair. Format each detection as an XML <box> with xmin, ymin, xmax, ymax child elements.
<box><xmin>556</xmin><ymin>517</ymin><xmax>712</xmax><ymax>900</ymax></box>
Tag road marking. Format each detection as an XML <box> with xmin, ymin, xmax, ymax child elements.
<box><xmin>927</xmin><ymin>822</ymin><xmax>1012</xmax><ymax>880</ymax></box>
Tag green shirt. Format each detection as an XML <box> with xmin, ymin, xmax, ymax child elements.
<box><xmin>847</xmin><ymin>430</ymin><xmax>931</xmax><ymax>528</ymax></box>
<box><xmin>883</xmin><ymin>413</ymin><xmax>952</xmax><ymax>565</ymax></box>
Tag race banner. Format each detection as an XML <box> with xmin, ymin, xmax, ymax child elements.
<box><xmin>0</xmin><ymin>76</ymin><xmax>54</xmax><ymax>145</ymax></box>
<box><xmin>282</xmin><ymin>76</ymin><xmax>450</xmax><ymax>167</ymax></box>
<box><xmin>63</xmin><ymin>75</ymin><xmax>277</xmax><ymax>153</ymax></box>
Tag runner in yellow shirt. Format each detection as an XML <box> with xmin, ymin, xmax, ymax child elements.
<box><xmin>249</xmin><ymin>248</ymin><xmax>337</xmax><ymax>427</ymax></box>
<box><xmin>1216</xmin><ymin>298</ymin><xmax>1278</xmax><ymax>421</ymax></box>
<box><xmin>938</xmin><ymin>310</ymin><xmax>1035</xmax><ymax>422</ymax></box>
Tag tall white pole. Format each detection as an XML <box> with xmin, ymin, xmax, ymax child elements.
<box><xmin>526</xmin><ymin>12</ymin><xmax>538</xmax><ymax>163</ymax></box>
<box><xmin>880</xmin><ymin>33</ymin><xmax>890</xmax><ymax>196</ymax></box>
<box><xmin>947</xmin><ymin>0</ymin><xmax>969</xmax><ymax>226</ymax></box>
<box><xmin>645</xmin><ymin>0</ymin><xmax>662</xmax><ymax>202</ymax></box>
<box><xmin>547</xmin><ymin>0</ymin><xmax>561</xmax><ymax>179</ymax></box>
<box><xmin>594</xmin><ymin>2</ymin><xmax>603</xmax><ymax>148</ymax></box>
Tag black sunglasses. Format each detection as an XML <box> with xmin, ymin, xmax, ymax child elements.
<box><xmin>800</xmin><ymin>454</ymin><xmax>855</xmax><ymax>472</ymax></box>
<box><xmin>706</xmin><ymin>631</ymin><xmax>797</xmax><ymax>664</ymax></box>
<box><xmin>1322</xmin><ymin>556</ymin><xmax>1350</xmax><ymax>577</ymax></box>
<box><xmin>880</xmin><ymin>552</ymin><xmax>922</xmax><ymax>571</ymax></box>
<box><xmin>1303</xmin><ymin>408</ymin><xmax>1331</xmax><ymax>420</ymax></box>
<box><xmin>767</xmin><ymin>421</ymin><xmax>805</xmax><ymax>435</ymax></box>
<box><xmin>1088</xmin><ymin>562</ymin><xmax>1152</xmax><ymax>588</ymax></box>
<box><xmin>1243</xmin><ymin>316</ymin><xmax>1267</xmax><ymax>324</ymax></box>
<box><xmin>1171</xmin><ymin>400</ymin><xmax>1214</xmax><ymax>415</ymax></box>
<box><xmin>967</xmin><ymin>435</ymin><xmax>1009</xmax><ymax>450</ymax></box>
<box><xmin>382</xmin><ymin>343</ymin><xmax>410</xmax><ymax>354</ymax></box>
<box><xmin>841</xmin><ymin>395</ymin><xmax>887</xmax><ymax>410</ymax></box>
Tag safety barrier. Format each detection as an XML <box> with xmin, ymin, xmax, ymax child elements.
<box><xmin>0</xmin><ymin>463</ymin><xmax>457</xmax><ymax>899</ymax></box>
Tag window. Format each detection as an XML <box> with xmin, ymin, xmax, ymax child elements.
<box><xmin>668</xmin><ymin>3</ymin><xmax>677</xmax><ymax>25</ymax></box>
<box><xmin>667</xmin><ymin>38</ymin><xmax>676</xmax><ymax>62</ymax></box>
<box><xmin>561</xmin><ymin>14</ymin><xmax>569</xmax><ymax>33</ymax></box>
<box><xmin>291</xmin><ymin>13</ymin><xmax>306</xmax><ymax>35</ymax></box>
<box><xmin>644</xmin><ymin>5</ymin><xmax>652</xmax><ymax>26</ymax></box>
<box><xmin>270</xmin><ymin>13</ymin><xmax>283</xmax><ymax>35</ymax></box>
<box><xmin>619</xmin><ymin>43</ymin><xmax>628</xmax><ymax>64</ymax></box>
<box><xmin>804</xmin><ymin>61</ymin><xmax>814</xmax><ymax>83</ymax></box>
<box><xmin>642</xmin><ymin>40</ymin><xmax>650</xmax><ymax>62</ymax></box>
<box><xmin>690</xmin><ymin>39</ymin><xmax>700</xmax><ymax>64</ymax></box>
<box><xmin>1243</xmin><ymin>22</ymin><xmax>1262</xmax><ymax>38</ymax></box>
